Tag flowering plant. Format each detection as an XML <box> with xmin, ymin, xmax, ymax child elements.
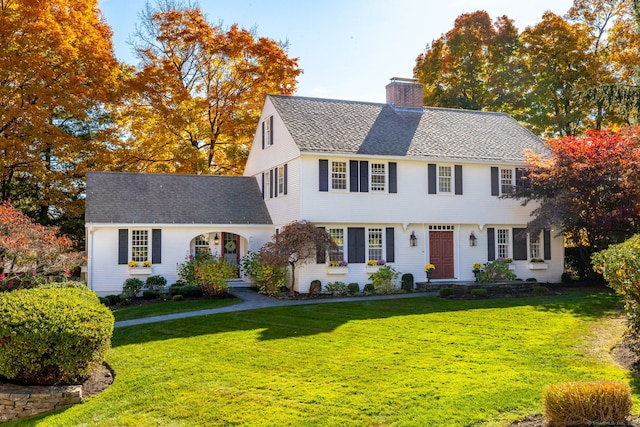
<box><xmin>367</xmin><ymin>260</ymin><xmax>378</xmax><ymax>266</ymax></box>
<box><xmin>338</xmin><ymin>260</ymin><xmax>348</xmax><ymax>267</ymax></box>
<box><xmin>472</xmin><ymin>263</ymin><xmax>482</xmax><ymax>270</ymax></box>
<box><xmin>377</xmin><ymin>259</ymin><xmax>386</xmax><ymax>266</ymax></box>
<box><xmin>142</xmin><ymin>260</ymin><xmax>152</xmax><ymax>267</ymax></box>
<box><xmin>128</xmin><ymin>260</ymin><xmax>139</xmax><ymax>268</ymax></box>
<box><xmin>424</xmin><ymin>263</ymin><xmax>435</xmax><ymax>271</ymax></box>
<box><xmin>329</xmin><ymin>261</ymin><xmax>339</xmax><ymax>267</ymax></box>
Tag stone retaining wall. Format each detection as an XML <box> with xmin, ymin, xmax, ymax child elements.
<box><xmin>0</xmin><ymin>383</ymin><xmax>82</xmax><ymax>423</ymax></box>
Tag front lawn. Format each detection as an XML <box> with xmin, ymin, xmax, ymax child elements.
<box><xmin>112</xmin><ymin>297</ymin><xmax>240</xmax><ymax>321</ymax></box>
<box><xmin>16</xmin><ymin>288</ymin><xmax>635</xmax><ymax>426</ymax></box>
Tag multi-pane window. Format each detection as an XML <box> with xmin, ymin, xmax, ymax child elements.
<box><xmin>329</xmin><ymin>228</ymin><xmax>345</xmax><ymax>262</ymax></box>
<box><xmin>277</xmin><ymin>166</ymin><xmax>285</xmax><ymax>195</ymax></box>
<box><xmin>331</xmin><ymin>161</ymin><xmax>347</xmax><ymax>190</ymax></box>
<box><xmin>529</xmin><ymin>233</ymin><xmax>541</xmax><ymax>259</ymax></box>
<box><xmin>497</xmin><ymin>228</ymin><xmax>509</xmax><ymax>259</ymax></box>
<box><xmin>370</xmin><ymin>163</ymin><xmax>386</xmax><ymax>192</ymax></box>
<box><xmin>438</xmin><ymin>166</ymin><xmax>452</xmax><ymax>193</ymax></box>
<box><xmin>194</xmin><ymin>234</ymin><xmax>210</xmax><ymax>256</ymax></box>
<box><xmin>368</xmin><ymin>228</ymin><xmax>383</xmax><ymax>261</ymax></box>
<box><xmin>501</xmin><ymin>169</ymin><xmax>514</xmax><ymax>194</ymax></box>
<box><xmin>131</xmin><ymin>230</ymin><xmax>149</xmax><ymax>262</ymax></box>
<box><xmin>264</xmin><ymin>173</ymin><xmax>271</xmax><ymax>199</ymax></box>
<box><xmin>264</xmin><ymin>117</ymin><xmax>272</xmax><ymax>147</ymax></box>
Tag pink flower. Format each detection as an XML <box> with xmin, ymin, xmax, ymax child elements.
<box><xmin>0</xmin><ymin>273</ymin><xmax>4</xmax><ymax>281</ymax></box>
<box><xmin>7</xmin><ymin>284</ymin><xmax>12</xmax><ymax>289</ymax></box>
<box><xmin>63</xmin><ymin>271</ymin><xmax>71</xmax><ymax>277</ymax></box>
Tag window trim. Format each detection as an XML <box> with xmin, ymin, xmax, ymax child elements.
<box><xmin>500</xmin><ymin>168</ymin><xmax>515</xmax><ymax>195</ymax></box>
<box><xmin>328</xmin><ymin>227</ymin><xmax>345</xmax><ymax>262</ymax></box>
<box><xmin>496</xmin><ymin>228</ymin><xmax>510</xmax><ymax>259</ymax></box>
<box><xmin>438</xmin><ymin>165</ymin><xmax>453</xmax><ymax>194</ymax></box>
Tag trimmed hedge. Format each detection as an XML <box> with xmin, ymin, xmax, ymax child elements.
<box><xmin>0</xmin><ymin>287</ymin><xmax>114</xmax><ymax>386</ymax></box>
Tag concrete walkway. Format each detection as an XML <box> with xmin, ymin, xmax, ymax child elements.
<box><xmin>114</xmin><ymin>288</ymin><xmax>438</xmax><ymax>328</ymax></box>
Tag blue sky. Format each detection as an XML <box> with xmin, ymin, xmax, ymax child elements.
<box><xmin>98</xmin><ymin>0</ymin><xmax>574</xmax><ymax>103</ymax></box>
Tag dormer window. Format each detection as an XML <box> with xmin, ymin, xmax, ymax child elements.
<box><xmin>262</xmin><ymin>116</ymin><xmax>273</xmax><ymax>149</ymax></box>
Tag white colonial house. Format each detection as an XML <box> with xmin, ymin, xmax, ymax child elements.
<box><xmin>85</xmin><ymin>77</ymin><xmax>563</xmax><ymax>295</ymax></box>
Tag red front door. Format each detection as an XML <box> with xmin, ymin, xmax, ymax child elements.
<box><xmin>429</xmin><ymin>231</ymin><xmax>454</xmax><ymax>278</ymax></box>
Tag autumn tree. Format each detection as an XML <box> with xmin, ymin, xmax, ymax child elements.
<box><xmin>0</xmin><ymin>201</ymin><xmax>83</xmax><ymax>287</ymax></box>
<box><xmin>0</xmin><ymin>0</ymin><xmax>120</xmax><ymax>226</ymax></box>
<box><xmin>517</xmin><ymin>12</ymin><xmax>602</xmax><ymax>137</ymax></box>
<box><xmin>116</xmin><ymin>0</ymin><xmax>301</xmax><ymax>175</ymax></box>
<box><xmin>258</xmin><ymin>221</ymin><xmax>334</xmax><ymax>296</ymax></box>
<box><xmin>516</xmin><ymin>127</ymin><xmax>640</xmax><ymax>276</ymax></box>
<box><xmin>414</xmin><ymin>11</ymin><xmax>522</xmax><ymax>112</ymax></box>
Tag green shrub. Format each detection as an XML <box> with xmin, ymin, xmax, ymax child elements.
<box><xmin>439</xmin><ymin>287</ymin><xmax>454</xmax><ymax>297</ymax></box>
<box><xmin>169</xmin><ymin>285</ymin><xmax>184</xmax><ymax>296</ymax></box>
<box><xmin>142</xmin><ymin>290</ymin><xmax>160</xmax><ymax>300</ymax></box>
<box><xmin>325</xmin><ymin>281</ymin><xmax>348</xmax><ymax>296</ymax></box>
<box><xmin>363</xmin><ymin>283</ymin><xmax>375</xmax><ymax>293</ymax></box>
<box><xmin>401</xmin><ymin>273</ymin><xmax>414</xmax><ymax>292</ymax></box>
<box><xmin>347</xmin><ymin>282</ymin><xmax>360</xmax><ymax>295</ymax></box>
<box><xmin>561</xmin><ymin>272</ymin><xmax>574</xmax><ymax>283</ymax></box>
<box><xmin>172</xmin><ymin>294</ymin><xmax>184</xmax><ymax>301</ymax></box>
<box><xmin>309</xmin><ymin>280</ymin><xmax>322</xmax><ymax>295</ymax></box>
<box><xmin>369</xmin><ymin>265</ymin><xmax>400</xmax><ymax>294</ymax></box>
<box><xmin>470</xmin><ymin>288</ymin><xmax>488</xmax><ymax>297</ymax></box>
<box><xmin>592</xmin><ymin>235</ymin><xmax>640</xmax><ymax>334</ymax></box>
<box><xmin>145</xmin><ymin>275</ymin><xmax>167</xmax><ymax>292</ymax></box>
<box><xmin>476</xmin><ymin>260</ymin><xmax>516</xmax><ymax>283</ymax></box>
<box><xmin>543</xmin><ymin>380</ymin><xmax>632</xmax><ymax>426</ymax></box>
<box><xmin>121</xmin><ymin>277</ymin><xmax>144</xmax><ymax>303</ymax></box>
<box><xmin>533</xmin><ymin>285</ymin><xmax>549</xmax><ymax>295</ymax></box>
<box><xmin>99</xmin><ymin>296</ymin><xmax>110</xmax><ymax>306</ymax></box>
<box><xmin>0</xmin><ymin>287</ymin><xmax>114</xmax><ymax>385</ymax></box>
<box><xmin>178</xmin><ymin>285</ymin><xmax>203</xmax><ymax>297</ymax></box>
<box><xmin>106</xmin><ymin>294</ymin><xmax>121</xmax><ymax>305</ymax></box>
<box><xmin>525</xmin><ymin>277</ymin><xmax>538</xmax><ymax>282</ymax></box>
<box><xmin>241</xmin><ymin>251</ymin><xmax>288</xmax><ymax>296</ymax></box>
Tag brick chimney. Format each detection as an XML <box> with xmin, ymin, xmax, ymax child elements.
<box><xmin>385</xmin><ymin>77</ymin><xmax>424</xmax><ymax>111</ymax></box>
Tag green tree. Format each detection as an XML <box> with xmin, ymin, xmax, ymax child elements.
<box><xmin>517</xmin><ymin>12</ymin><xmax>602</xmax><ymax>137</ymax></box>
<box><xmin>414</xmin><ymin>11</ymin><xmax>521</xmax><ymax>112</ymax></box>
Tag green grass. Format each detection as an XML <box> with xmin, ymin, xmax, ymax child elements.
<box><xmin>112</xmin><ymin>297</ymin><xmax>240</xmax><ymax>321</ymax></box>
<box><xmin>14</xmin><ymin>288</ymin><xmax>636</xmax><ymax>427</ymax></box>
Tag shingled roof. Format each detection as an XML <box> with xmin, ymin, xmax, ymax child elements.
<box><xmin>268</xmin><ymin>95</ymin><xmax>549</xmax><ymax>162</ymax></box>
<box><xmin>86</xmin><ymin>172</ymin><xmax>272</xmax><ymax>225</ymax></box>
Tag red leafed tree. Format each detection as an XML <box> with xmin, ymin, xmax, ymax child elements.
<box><xmin>0</xmin><ymin>201</ymin><xmax>82</xmax><ymax>286</ymax></box>
<box><xmin>258</xmin><ymin>221</ymin><xmax>334</xmax><ymax>296</ymax></box>
<box><xmin>519</xmin><ymin>127</ymin><xmax>640</xmax><ymax>275</ymax></box>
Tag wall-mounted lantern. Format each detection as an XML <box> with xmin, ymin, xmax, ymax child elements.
<box><xmin>214</xmin><ymin>233</ymin><xmax>220</xmax><ymax>245</ymax></box>
<box><xmin>410</xmin><ymin>231</ymin><xmax>418</xmax><ymax>247</ymax></box>
<box><xmin>469</xmin><ymin>232</ymin><xmax>477</xmax><ymax>247</ymax></box>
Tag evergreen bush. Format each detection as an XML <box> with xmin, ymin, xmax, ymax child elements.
<box><xmin>0</xmin><ymin>287</ymin><xmax>114</xmax><ymax>385</ymax></box>
<box><xmin>121</xmin><ymin>277</ymin><xmax>144</xmax><ymax>303</ymax></box>
<box><xmin>325</xmin><ymin>281</ymin><xmax>348</xmax><ymax>296</ymax></box>
<box><xmin>401</xmin><ymin>273</ymin><xmax>414</xmax><ymax>292</ymax></box>
<box><xmin>369</xmin><ymin>265</ymin><xmax>400</xmax><ymax>294</ymax></box>
<box><xmin>145</xmin><ymin>275</ymin><xmax>167</xmax><ymax>292</ymax></box>
<box><xmin>347</xmin><ymin>282</ymin><xmax>360</xmax><ymax>294</ymax></box>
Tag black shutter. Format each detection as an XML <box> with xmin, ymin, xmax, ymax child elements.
<box><xmin>515</xmin><ymin>168</ymin><xmax>524</xmax><ymax>190</ymax></box>
<box><xmin>543</xmin><ymin>229</ymin><xmax>551</xmax><ymax>260</ymax></box>
<box><xmin>454</xmin><ymin>165</ymin><xmax>463</xmax><ymax>195</ymax></box>
<box><xmin>152</xmin><ymin>229</ymin><xmax>162</xmax><ymax>264</ymax></box>
<box><xmin>261</xmin><ymin>173</ymin><xmax>265</xmax><ymax>199</ymax></box>
<box><xmin>349</xmin><ymin>160</ymin><xmax>359</xmax><ymax>192</ymax></box>
<box><xmin>269</xmin><ymin>116</ymin><xmax>274</xmax><ymax>145</ymax></box>
<box><xmin>487</xmin><ymin>227</ymin><xmax>495</xmax><ymax>261</ymax></box>
<box><xmin>491</xmin><ymin>167</ymin><xmax>499</xmax><ymax>196</ymax></box>
<box><xmin>359</xmin><ymin>161</ymin><xmax>368</xmax><ymax>192</ymax></box>
<box><xmin>385</xmin><ymin>227</ymin><xmax>395</xmax><ymax>262</ymax></box>
<box><xmin>118</xmin><ymin>229</ymin><xmax>128</xmax><ymax>264</ymax></box>
<box><xmin>348</xmin><ymin>227</ymin><xmax>365</xmax><ymax>264</ymax></box>
<box><xmin>319</xmin><ymin>159</ymin><xmax>329</xmax><ymax>192</ymax></box>
<box><xmin>261</xmin><ymin>121</ymin><xmax>265</xmax><ymax>149</ymax></box>
<box><xmin>283</xmin><ymin>164</ymin><xmax>288</xmax><ymax>195</ymax></box>
<box><xmin>428</xmin><ymin>164</ymin><xmax>437</xmax><ymax>194</ymax></box>
<box><xmin>316</xmin><ymin>227</ymin><xmax>326</xmax><ymax>264</ymax></box>
<box><xmin>389</xmin><ymin>162</ymin><xmax>397</xmax><ymax>194</ymax></box>
<box><xmin>513</xmin><ymin>228</ymin><xmax>527</xmax><ymax>261</ymax></box>
<box><xmin>270</xmin><ymin>169</ymin><xmax>274</xmax><ymax>198</ymax></box>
